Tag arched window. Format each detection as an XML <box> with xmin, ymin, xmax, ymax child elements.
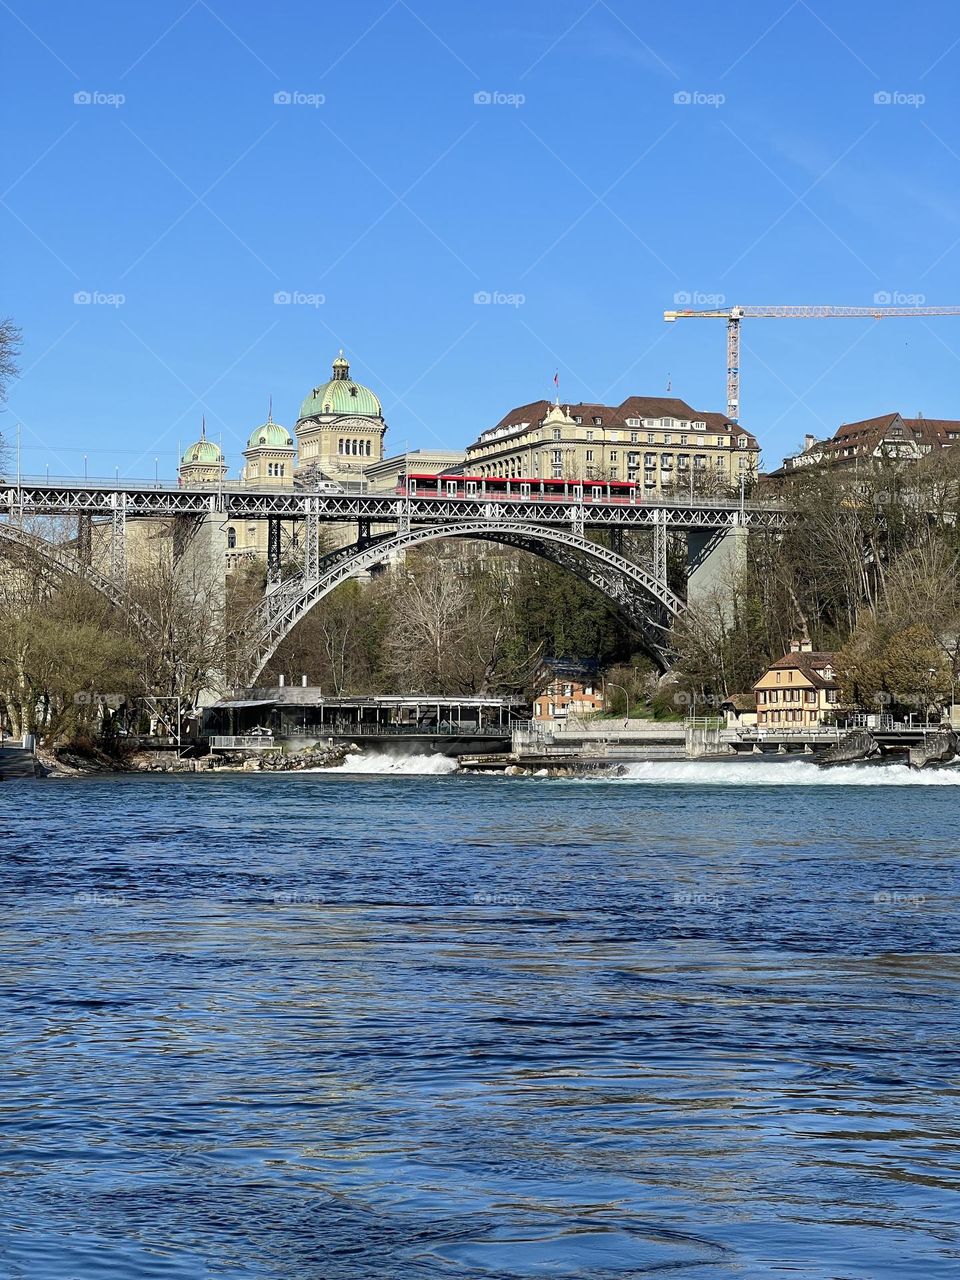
<box><xmin>227</xmin><ymin>527</ymin><xmax>236</xmax><ymax>549</ymax></box>
<box><xmin>337</xmin><ymin>439</ymin><xmax>343</xmax><ymax>454</ymax></box>
<box><xmin>365</xmin><ymin>440</ymin><xmax>371</xmax><ymax>456</ymax></box>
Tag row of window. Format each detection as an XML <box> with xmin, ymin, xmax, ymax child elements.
<box><xmin>546</xmin><ymin>428</ymin><xmax>748</xmax><ymax>448</ymax></box>
<box><xmin>338</xmin><ymin>439</ymin><xmax>372</xmax><ymax>456</ymax></box>
<box><xmin>758</xmin><ymin>689</ymin><xmax>819</xmax><ymax>705</ymax></box>
<box><xmin>758</xmin><ymin>710</ymin><xmax>822</xmax><ymax>723</ymax></box>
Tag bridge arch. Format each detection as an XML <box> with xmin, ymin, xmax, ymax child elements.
<box><xmin>249</xmin><ymin>520</ymin><xmax>684</xmax><ymax>683</ymax></box>
<box><xmin>0</xmin><ymin>520</ymin><xmax>158</xmax><ymax>645</ymax></box>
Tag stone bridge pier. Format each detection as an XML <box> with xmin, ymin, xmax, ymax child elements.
<box><xmin>685</xmin><ymin>521</ymin><xmax>748</xmax><ymax>622</ymax></box>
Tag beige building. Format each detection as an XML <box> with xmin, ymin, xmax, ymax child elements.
<box><xmin>364</xmin><ymin>448</ymin><xmax>466</xmax><ymax>493</ymax></box>
<box><xmin>174</xmin><ymin>353</ymin><xmax>395</xmax><ymax>570</ymax></box>
<box><xmin>465</xmin><ymin>395</ymin><xmax>760</xmax><ymax>493</ymax></box>
<box><xmin>754</xmin><ymin>640</ymin><xmax>840</xmax><ymax>729</ymax></box>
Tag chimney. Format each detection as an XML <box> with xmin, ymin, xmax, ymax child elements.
<box><xmin>789</xmin><ymin>639</ymin><xmax>801</xmax><ymax>653</ymax></box>
<box><xmin>278</xmin><ymin>674</ymin><xmax>285</xmax><ymax>687</ymax></box>
<box><xmin>800</xmin><ymin>639</ymin><xmax>813</xmax><ymax>653</ymax></box>
<box><xmin>803</xmin><ymin>434</ymin><xmax>817</xmax><ymax>452</ymax></box>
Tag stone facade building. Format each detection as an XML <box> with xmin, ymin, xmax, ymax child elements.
<box><xmin>173</xmin><ymin>352</ymin><xmax>467</xmax><ymax>572</ymax></box>
<box><xmin>464</xmin><ymin>395</ymin><xmax>760</xmax><ymax>493</ymax></box>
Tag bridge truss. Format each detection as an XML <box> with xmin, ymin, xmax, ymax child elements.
<box><xmin>1</xmin><ymin>480</ymin><xmax>790</xmax><ymax>681</ymax></box>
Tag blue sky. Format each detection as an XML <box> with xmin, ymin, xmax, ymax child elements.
<box><xmin>4</xmin><ymin>0</ymin><xmax>960</xmax><ymax>479</ymax></box>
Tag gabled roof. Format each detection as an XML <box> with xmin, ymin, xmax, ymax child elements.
<box><xmin>757</xmin><ymin>650</ymin><xmax>838</xmax><ymax>689</ymax></box>
<box><xmin>483</xmin><ymin>394</ymin><xmax>757</xmax><ymax>443</ymax></box>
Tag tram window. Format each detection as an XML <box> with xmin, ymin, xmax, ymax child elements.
<box><xmin>592</xmin><ymin>486</ymin><xmax>602</xmax><ymax>500</ymax></box>
<box><xmin>446</xmin><ymin>480</ymin><xmax>457</xmax><ymax>496</ymax></box>
<box><xmin>409</xmin><ymin>479</ymin><xmax>417</xmax><ymax>494</ymax></box>
<box><xmin>466</xmin><ymin>481</ymin><xmax>477</xmax><ymax>496</ymax></box>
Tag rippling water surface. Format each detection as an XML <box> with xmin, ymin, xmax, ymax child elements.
<box><xmin>1</xmin><ymin>766</ymin><xmax>958</xmax><ymax>1278</ymax></box>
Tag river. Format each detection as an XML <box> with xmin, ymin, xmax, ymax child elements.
<box><xmin>1</xmin><ymin>761</ymin><xmax>958</xmax><ymax>1278</ymax></box>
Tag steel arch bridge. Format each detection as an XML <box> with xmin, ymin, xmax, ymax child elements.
<box><xmin>0</xmin><ymin>520</ymin><xmax>160</xmax><ymax>646</ymax></box>
<box><xmin>247</xmin><ymin>520</ymin><xmax>686</xmax><ymax>683</ymax></box>
<box><xmin>1</xmin><ymin>479</ymin><xmax>791</xmax><ymax>689</ymax></box>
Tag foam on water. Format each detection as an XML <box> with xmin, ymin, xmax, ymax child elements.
<box><xmin>313</xmin><ymin>749</ymin><xmax>458</xmax><ymax>775</ymax></box>
<box><xmin>608</xmin><ymin>758</ymin><xmax>960</xmax><ymax>786</ymax></box>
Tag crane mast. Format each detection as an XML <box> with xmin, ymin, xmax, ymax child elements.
<box><xmin>663</xmin><ymin>304</ymin><xmax>960</xmax><ymax>422</ymax></box>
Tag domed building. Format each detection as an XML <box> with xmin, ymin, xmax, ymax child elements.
<box><xmin>241</xmin><ymin>410</ymin><xmax>295</xmax><ymax>488</ymax></box>
<box><xmin>179</xmin><ymin>421</ymin><xmax>227</xmax><ymax>487</ymax></box>
<box><xmin>295</xmin><ymin>351</ymin><xmax>387</xmax><ymax>482</ymax></box>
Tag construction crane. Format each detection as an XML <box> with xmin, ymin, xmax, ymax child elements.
<box><xmin>663</xmin><ymin>305</ymin><xmax>960</xmax><ymax>423</ymax></box>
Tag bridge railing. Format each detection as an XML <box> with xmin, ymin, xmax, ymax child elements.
<box><xmin>209</xmin><ymin>735</ymin><xmax>279</xmax><ymax>751</ymax></box>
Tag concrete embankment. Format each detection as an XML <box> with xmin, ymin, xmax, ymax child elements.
<box><xmin>0</xmin><ymin>747</ymin><xmax>39</xmax><ymax>780</ymax></box>
<box><xmin>817</xmin><ymin>729</ymin><xmax>881</xmax><ymax>766</ymax></box>
<box><xmin>908</xmin><ymin>730</ymin><xmax>958</xmax><ymax>769</ymax></box>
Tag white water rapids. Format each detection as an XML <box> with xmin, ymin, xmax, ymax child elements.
<box><xmin>309</xmin><ymin>752</ymin><xmax>960</xmax><ymax>784</ymax></box>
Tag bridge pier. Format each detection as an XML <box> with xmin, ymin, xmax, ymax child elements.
<box><xmin>267</xmin><ymin>517</ymin><xmax>282</xmax><ymax>579</ymax></box>
<box><xmin>77</xmin><ymin>513</ymin><xmax>92</xmax><ymax>567</ymax></box>
<box><xmin>686</xmin><ymin>522</ymin><xmax>748</xmax><ymax>622</ymax></box>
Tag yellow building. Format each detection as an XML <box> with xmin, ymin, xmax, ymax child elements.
<box><xmin>754</xmin><ymin>641</ymin><xmax>840</xmax><ymax>728</ymax></box>
<box><xmin>465</xmin><ymin>395</ymin><xmax>760</xmax><ymax>492</ymax></box>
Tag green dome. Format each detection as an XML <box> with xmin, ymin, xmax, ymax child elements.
<box><xmin>299</xmin><ymin>352</ymin><xmax>382</xmax><ymax>420</ymax></box>
<box><xmin>181</xmin><ymin>436</ymin><xmax>224</xmax><ymax>465</ymax></box>
<box><xmin>247</xmin><ymin>419</ymin><xmax>293</xmax><ymax>450</ymax></box>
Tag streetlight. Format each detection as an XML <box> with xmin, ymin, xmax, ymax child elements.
<box><xmin>606</xmin><ymin>681</ymin><xmax>629</xmax><ymax>721</ymax></box>
<box><xmin>83</xmin><ymin>454</ymin><xmax>88</xmax><ymax>482</ymax></box>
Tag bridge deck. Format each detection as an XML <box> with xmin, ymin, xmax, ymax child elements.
<box><xmin>1</xmin><ymin>481</ymin><xmax>790</xmax><ymax>528</ymax></box>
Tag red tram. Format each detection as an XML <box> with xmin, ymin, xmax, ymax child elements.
<box><xmin>395</xmin><ymin>472</ymin><xmax>640</xmax><ymax>503</ymax></box>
